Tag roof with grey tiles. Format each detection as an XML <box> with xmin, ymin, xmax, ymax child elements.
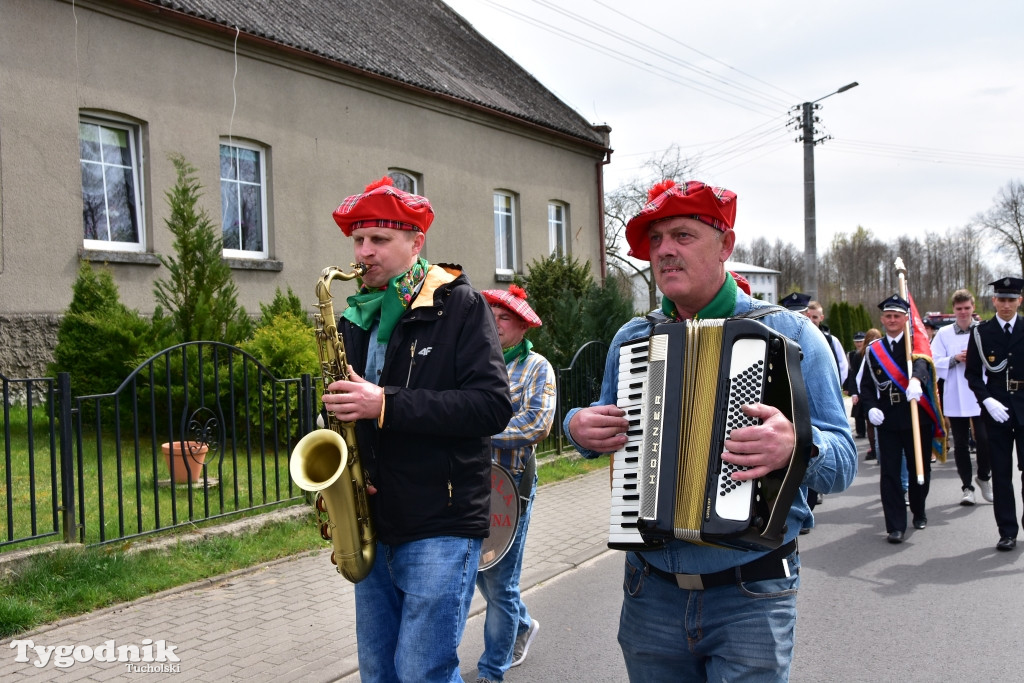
<box><xmin>128</xmin><ymin>0</ymin><xmax>609</xmax><ymax>147</ymax></box>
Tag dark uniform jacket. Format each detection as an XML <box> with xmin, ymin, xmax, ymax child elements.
<box><xmin>859</xmin><ymin>336</ymin><xmax>932</xmax><ymax>432</ymax></box>
<box><xmin>965</xmin><ymin>313</ymin><xmax>1024</xmax><ymax>423</ymax></box>
<box><xmin>340</xmin><ymin>264</ymin><xmax>513</xmax><ymax>545</ymax></box>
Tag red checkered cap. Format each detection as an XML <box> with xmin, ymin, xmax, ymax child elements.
<box><xmin>481</xmin><ymin>284</ymin><xmax>542</xmax><ymax>327</ymax></box>
<box><xmin>332</xmin><ymin>176</ymin><xmax>434</xmax><ymax>236</ymax></box>
<box><xmin>625</xmin><ymin>180</ymin><xmax>737</xmax><ymax>261</ymax></box>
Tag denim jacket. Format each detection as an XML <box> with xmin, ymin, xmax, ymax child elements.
<box><xmin>563</xmin><ymin>291</ymin><xmax>857</xmax><ymax>574</ymax></box>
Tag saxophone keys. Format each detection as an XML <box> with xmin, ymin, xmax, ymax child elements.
<box><xmin>319</xmin><ymin>521</ymin><xmax>333</xmax><ymax>541</ymax></box>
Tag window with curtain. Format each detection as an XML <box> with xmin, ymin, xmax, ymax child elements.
<box><xmin>79</xmin><ymin>116</ymin><xmax>144</xmax><ymax>251</ymax></box>
<box><xmin>494</xmin><ymin>191</ymin><xmax>518</xmax><ymax>274</ymax></box>
<box><xmin>548</xmin><ymin>201</ymin><xmax>568</xmax><ymax>256</ymax></box>
<box><xmin>220</xmin><ymin>141</ymin><xmax>268</xmax><ymax>258</ymax></box>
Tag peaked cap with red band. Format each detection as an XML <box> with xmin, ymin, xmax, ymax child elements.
<box><xmin>625</xmin><ymin>179</ymin><xmax>737</xmax><ymax>261</ymax></box>
<box><xmin>332</xmin><ymin>176</ymin><xmax>434</xmax><ymax>236</ymax></box>
<box><xmin>481</xmin><ymin>284</ymin><xmax>542</xmax><ymax>328</ymax></box>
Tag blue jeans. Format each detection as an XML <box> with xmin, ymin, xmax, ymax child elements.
<box><xmin>355</xmin><ymin>536</ymin><xmax>482</xmax><ymax>683</ymax></box>
<box><xmin>475</xmin><ymin>471</ymin><xmax>536</xmax><ymax>681</ymax></box>
<box><xmin>618</xmin><ymin>550</ymin><xmax>800</xmax><ymax>682</ymax></box>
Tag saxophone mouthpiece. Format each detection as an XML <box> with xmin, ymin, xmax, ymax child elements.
<box><xmin>352</xmin><ymin>262</ymin><xmax>367</xmax><ymax>277</ymax></box>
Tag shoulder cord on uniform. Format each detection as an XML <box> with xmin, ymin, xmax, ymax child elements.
<box><xmin>972</xmin><ymin>325</ymin><xmax>1008</xmax><ymax>373</ymax></box>
<box><xmin>866</xmin><ymin>341</ymin><xmax>891</xmax><ymax>395</ymax></box>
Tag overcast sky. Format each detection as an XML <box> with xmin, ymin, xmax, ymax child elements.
<box><xmin>444</xmin><ymin>0</ymin><xmax>1024</xmax><ymax>256</ymax></box>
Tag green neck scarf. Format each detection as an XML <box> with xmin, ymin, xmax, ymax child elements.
<box><xmin>343</xmin><ymin>257</ymin><xmax>429</xmax><ymax>345</ymax></box>
<box><xmin>660</xmin><ymin>272</ymin><xmax>738</xmax><ymax>321</ymax></box>
<box><xmin>503</xmin><ymin>338</ymin><xmax>532</xmax><ymax>365</ymax></box>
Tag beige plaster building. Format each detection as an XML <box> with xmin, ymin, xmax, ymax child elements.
<box><xmin>0</xmin><ymin>0</ymin><xmax>612</xmax><ymax>376</ymax></box>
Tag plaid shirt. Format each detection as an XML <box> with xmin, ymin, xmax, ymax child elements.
<box><xmin>492</xmin><ymin>351</ymin><xmax>556</xmax><ymax>473</ymax></box>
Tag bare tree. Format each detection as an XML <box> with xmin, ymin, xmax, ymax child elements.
<box><xmin>975</xmin><ymin>179</ymin><xmax>1024</xmax><ymax>276</ymax></box>
<box><xmin>735</xmin><ymin>236</ymin><xmax>804</xmax><ymax>295</ymax></box>
<box><xmin>604</xmin><ymin>144</ymin><xmax>697</xmax><ymax>310</ymax></box>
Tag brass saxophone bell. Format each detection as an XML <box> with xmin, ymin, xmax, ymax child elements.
<box><xmin>289</xmin><ymin>266</ymin><xmax>377</xmax><ymax>583</ymax></box>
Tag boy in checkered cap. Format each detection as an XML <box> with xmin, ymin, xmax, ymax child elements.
<box><xmin>323</xmin><ymin>176</ymin><xmax>512</xmax><ymax>681</ymax></box>
<box><xmin>474</xmin><ymin>285</ymin><xmax>555</xmax><ymax>682</ymax></box>
<box><xmin>563</xmin><ymin>179</ymin><xmax>856</xmax><ymax>680</ymax></box>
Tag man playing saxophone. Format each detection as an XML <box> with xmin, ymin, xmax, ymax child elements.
<box><xmin>322</xmin><ymin>176</ymin><xmax>512</xmax><ymax>682</ymax></box>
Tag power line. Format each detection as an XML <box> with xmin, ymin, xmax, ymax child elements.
<box><xmin>478</xmin><ymin>0</ymin><xmax>787</xmax><ymax>116</ymax></box>
<box><xmin>588</xmin><ymin>0</ymin><xmax>800</xmax><ymax>106</ymax></box>
<box><xmin>828</xmin><ymin>139</ymin><xmax>1024</xmax><ymax>170</ymax></box>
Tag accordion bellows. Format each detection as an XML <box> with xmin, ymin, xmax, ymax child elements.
<box><xmin>609</xmin><ymin>317</ymin><xmax>813</xmax><ymax>552</ymax></box>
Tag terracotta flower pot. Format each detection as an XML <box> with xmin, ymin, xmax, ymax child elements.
<box><xmin>161</xmin><ymin>441</ymin><xmax>209</xmax><ymax>484</ymax></box>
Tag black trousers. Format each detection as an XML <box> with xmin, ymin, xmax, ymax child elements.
<box><xmin>982</xmin><ymin>412</ymin><xmax>1024</xmax><ymax>539</ymax></box>
<box><xmin>878</xmin><ymin>422</ymin><xmax>932</xmax><ymax>533</ymax></box>
<box><xmin>949</xmin><ymin>416</ymin><xmax>991</xmax><ymax>489</ymax></box>
<box><xmin>851</xmin><ymin>402</ymin><xmax>866</xmax><ymax>437</ymax></box>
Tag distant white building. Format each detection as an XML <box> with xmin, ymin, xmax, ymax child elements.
<box><xmin>726</xmin><ymin>261</ymin><xmax>781</xmax><ymax>304</ymax></box>
<box><xmin>625</xmin><ymin>260</ymin><xmax>780</xmax><ymax>314</ymax></box>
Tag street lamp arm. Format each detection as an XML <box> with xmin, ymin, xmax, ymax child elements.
<box><xmin>811</xmin><ymin>81</ymin><xmax>859</xmax><ymax>104</ymax></box>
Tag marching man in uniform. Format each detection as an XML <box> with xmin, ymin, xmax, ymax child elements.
<box><xmin>965</xmin><ymin>277</ymin><xmax>1024</xmax><ymax>551</ymax></box>
<box><xmin>859</xmin><ymin>295</ymin><xmax>942</xmax><ymax>544</ymax></box>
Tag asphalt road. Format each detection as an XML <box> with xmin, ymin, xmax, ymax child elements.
<box><xmin>456</xmin><ymin>449</ymin><xmax>1024</xmax><ymax>682</ymax></box>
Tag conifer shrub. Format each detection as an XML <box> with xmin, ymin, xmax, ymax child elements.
<box><xmin>152</xmin><ymin>154</ymin><xmax>253</xmax><ymax>346</ymax></box>
<box><xmin>240</xmin><ymin>311</ymin><xmax>320</xmax><ymax>446</ymax></box>
<box><xmin>257</xmin><ymin>287</ymin><xmax>310</xmax><ymax>329</ymax></box>
<box><xmin>48</xmin><ymin>262</ymin><xmax>159</xmax><ymax>397</ymax></box>
<box><xmin>519</xmin><ymin>254</ymin><xmax>634</xmax><ymax>370</ymax></box>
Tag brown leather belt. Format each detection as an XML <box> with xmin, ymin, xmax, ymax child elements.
<box><xmin>640</xmin><ymin>540</ymin><xmax>798</xmax><ymax>590</ymax></box>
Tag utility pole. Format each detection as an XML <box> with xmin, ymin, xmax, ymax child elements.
<box><xmin>791</xmin><ymin>82</ymin><xmax>858</xmax><ymax>300</ymax></box>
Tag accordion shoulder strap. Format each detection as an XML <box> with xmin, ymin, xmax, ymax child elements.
<box><xmin>735</xmin><ymin>304</ymin><xmax>787</xmax><ymax>320</ymax></box>
<box><xmin>644</xmin><ymin>304</ymin><xmax>786</xmax><ymax>326</ymax></box>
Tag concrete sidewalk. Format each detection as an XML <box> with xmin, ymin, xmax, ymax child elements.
<box><xmin>0</xmin><ymin>468</ymin><xmax>612</xmax><ymax>682</ymax></box>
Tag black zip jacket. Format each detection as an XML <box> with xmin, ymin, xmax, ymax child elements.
<box><xmin>340</xmin><ymin>264</ymin><xmax>513</xmax><ymax>545</ymax></box>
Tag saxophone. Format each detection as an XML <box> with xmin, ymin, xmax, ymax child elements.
<box><xmin>289</xmin><ymin>264</ymin><xmax>376</xmax><ymax>583</ymax></box>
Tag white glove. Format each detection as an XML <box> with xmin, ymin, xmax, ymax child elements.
<box><xmin>983</xmin><ymin>397</ymin><xmax>1010</xmax><ymax>423</ymax></box>
<box><xmin>868</xmin><ymin>407</ymin><xmax>885</xmax><ymax>426</ymax></box>
<box><xmin>906</xmin><ymin>378</ymin><xmax>923</xmax><ymax>402</ymax></box>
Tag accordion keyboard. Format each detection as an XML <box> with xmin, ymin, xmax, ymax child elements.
<box><xmin>608</xmin><ymin>338</ymin><xmax>649</xmax><ymax>548</ymax></box>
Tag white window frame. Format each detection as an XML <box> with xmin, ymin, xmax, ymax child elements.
<box><xmin>494</xmin><ymin>191</ymin><xmax>518</xmax><ymax>275</ymax></box>
<box><xmin>220</xmin><ymin>140</ymin><xmax>269</xmax><ymax>259</ymax></box>
<box><xmin>548</xmin><ymin>201</ymin><xmax>569</xmax><ymax>256</ymax></box>
<box><xmin>80</xmin><ymin>115</ymin><xmax>145</xmax><ymax>253</ymax></box>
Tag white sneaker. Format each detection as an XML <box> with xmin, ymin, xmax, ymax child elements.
<box><xmin>976</xmin><ymin>476</ymin><xmax>994</xmax><ymax>503</ymax></box>
<box><xmin>510</xmin><ymin>619</ymin><xmax>539</xmax><ymax>668</ymax></box>
<box><xmin>960</xmin><ymin>487</ymin><xmax>976</xmax><ymax>506</ymax></box>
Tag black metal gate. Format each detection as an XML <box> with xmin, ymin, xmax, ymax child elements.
<box><xmin>1</xmin><ymin>342</ymin><xmax>316</xmax><ymax>548</ymax></box>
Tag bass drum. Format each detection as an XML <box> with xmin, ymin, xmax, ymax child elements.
<box><xmin>479</xmin><ymin>462</ymin><xmax>521</xmax><ymax>571</ymax></box>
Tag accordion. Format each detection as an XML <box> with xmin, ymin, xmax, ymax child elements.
<box><xmin>609</xmin><ymin>316</ymin><xmax>812</xmax><ymax>552</ymax></box>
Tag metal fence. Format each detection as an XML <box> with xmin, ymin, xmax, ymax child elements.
<box><xmin>1</xmin><ymin>342</ymin><xmax>313</xmax><ymax>549</ymax></box>
<box><xmin>1</xmin><ymin>339</ymin><xmax>608</xmax><ymax>551</ymax></box>
<box><xmin>536</xmin><ymin>340</ymin><xmax>608</xmax><ymax>455</ymax></box>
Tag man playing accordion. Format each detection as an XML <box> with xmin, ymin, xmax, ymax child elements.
<box><xmin>564</xmin><ymin>180</ymin><xmax>857</xmax><ymax>682</ymax></box>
